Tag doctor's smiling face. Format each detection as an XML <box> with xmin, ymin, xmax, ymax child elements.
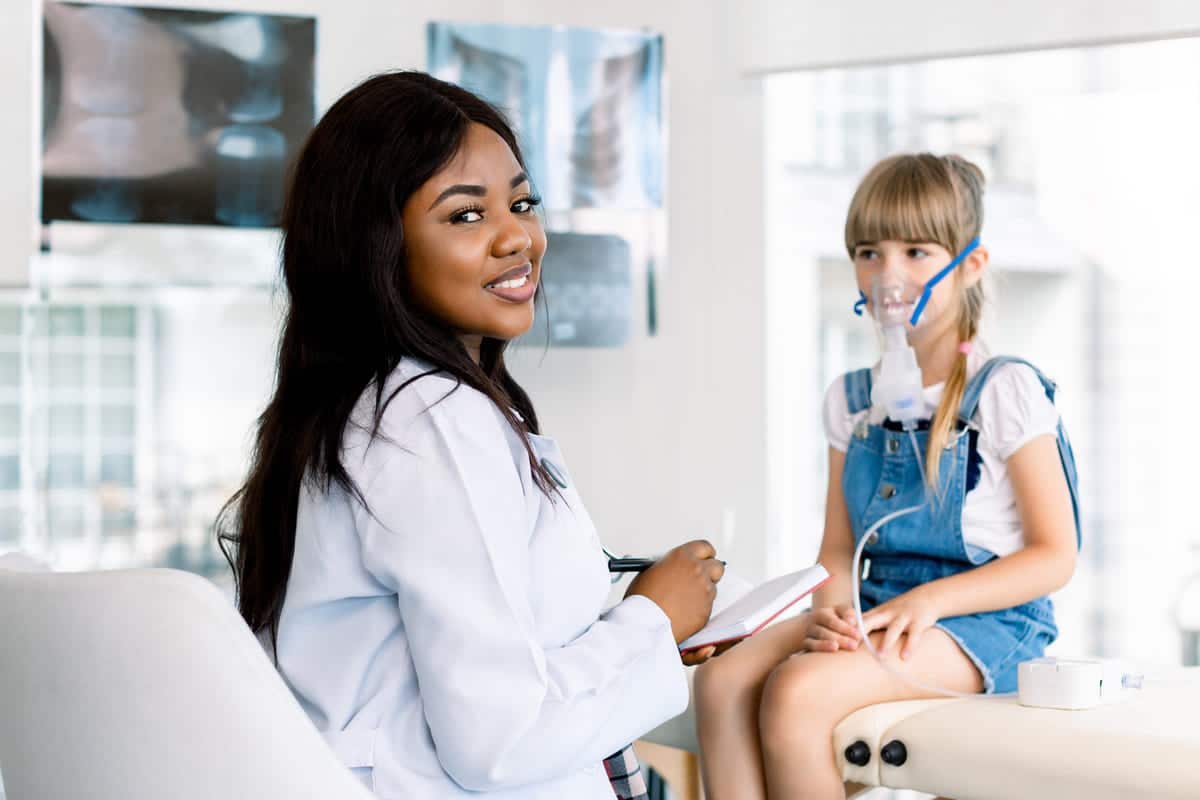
<box><xmin>401</xmin><ymin>122</ymin><xmax>547</xmax><ymax>357</ymax></box>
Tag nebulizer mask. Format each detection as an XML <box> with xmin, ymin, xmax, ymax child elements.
<box><xmin>851</xmin><ymin>238</ymin><xmax>980</xmax><ymax>432</ymax></box>
<box><xmin>847</xmin><ymin>239</ymin><xmax>997</xmax><ymax>699</ymax></box>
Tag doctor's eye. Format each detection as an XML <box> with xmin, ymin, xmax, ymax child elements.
<box><xmin>511</xmin><ymin>194</ymin><xmax>542</xmax><ymax>214</ymax></box>
<box><xmin>449</xmin><ymin>205</ymin><xmax>485</xmax><ymax>224</ymax></box>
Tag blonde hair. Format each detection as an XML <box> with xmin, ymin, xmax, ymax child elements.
<box><xmin>844</xmin><ymin>153</ymin><xmax>986</xmax><ymax>487</ymax></box>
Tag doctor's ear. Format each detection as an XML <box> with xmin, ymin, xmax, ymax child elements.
<box><xmin>959</xmin><ymin>245</ymin><xmax>989</xmax><ymax>289</ymax></box>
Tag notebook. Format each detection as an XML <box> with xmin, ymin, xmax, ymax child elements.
<box><xmin>678</xmin><ymin>564</ymin><xmax>830</xmax><ymax>653</ymax></box>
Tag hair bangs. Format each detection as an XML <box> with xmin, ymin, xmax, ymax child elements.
<box><xmin>844</xmin><ymin>155</ymin><xmax>962</xmax><ymax>256</ymax></box>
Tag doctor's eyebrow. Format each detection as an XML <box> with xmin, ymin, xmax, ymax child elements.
<box><xmin>428</xmin><ymin>172</ymin><xmax>530</xmax><ymax>211</ymax></box>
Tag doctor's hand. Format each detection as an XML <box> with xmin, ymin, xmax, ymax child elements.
<box><xmin>679</xmin><ymin>639</ymin><xmax>739</xmax><ymax>666</ymax></box>
<box><xmin>680</xmin><ymin>645</ymin><xmax>717</xmax><ymax>666</ymax></box>
<box><xmin>625</xmin><ymin>539</ymin><xmax>725</xmax><ymax>646</ymax></box>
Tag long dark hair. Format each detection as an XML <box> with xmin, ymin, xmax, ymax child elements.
<box><xmin>217</xmin><ymin>71</ymin><xmax>555</xmax><ymax>649</ymax></box>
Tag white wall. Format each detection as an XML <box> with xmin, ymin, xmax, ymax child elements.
<box><xmin>3</xmin><ymin>0</ymin><xmax>769</xmax><ymax>576</ymax></box>
<box><xmin>738</xmin><ymin>0</ymin><xmax>1200</xmax><ymax>73</ymax></box>
<box><xmin>0</xmin><ymin>0</ymin><xmax>38</xmax><ymax>286</ymax></box>
<box><xmin>501</xmin><ymin>0</ymin><xmax>767</xmax><ymax>576</ymax></box>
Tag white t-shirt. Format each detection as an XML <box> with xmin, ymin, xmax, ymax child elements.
<box><xmin>822</xmin><ymin>348</ymin><xmax>1061</xmax><ymax>558</ymax></box>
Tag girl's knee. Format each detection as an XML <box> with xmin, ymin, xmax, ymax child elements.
<box><xmin>758</xmin><ymin>655</ymin><xmax>844</xmax><ymax>749</ymax></box>
<box><xmin>693</xmin><ymin>657</ymin><xmax>722</xmax><ymax>714</ymax></box>
<box><xmin>762</xmin><ymin>654</ymin><xmax>822</xmax><ymax>706</ymax></box>
<box><xmin>694</xmin><ymin>651</ymin><xmax>751</xmax><ymax>717</ymax></box>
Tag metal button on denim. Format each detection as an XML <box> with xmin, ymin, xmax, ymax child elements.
<box><xmin>886</xmin><ymin>439</ymin><xmax>900</xmax><ymax>454</ymax></box>
<box><xmin>880</xmin><ymin>484</ymin><xmax>897</xmax><ymax>499</ymax></box>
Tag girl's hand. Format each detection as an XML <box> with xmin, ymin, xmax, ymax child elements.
<box><xmin>860</xmin><ymin>586</ymin><xmax>942</xmax><ymax>660</ymax></box>
<box><xmin>802</xmin><ymin>605</ymin><xmax>863</xmax><ymax>652</ymax></box>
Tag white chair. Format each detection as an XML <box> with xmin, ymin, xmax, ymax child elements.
<box><xmin>0</xmin><ymin>565</ymin><xmax>374</xmax><ymax>800</ymax></box>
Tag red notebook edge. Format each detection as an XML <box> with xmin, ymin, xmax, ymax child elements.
<box><xmin>678</xmin><ymin>572</ymin><xmax>833</xmax><ymax>654</ymax></box>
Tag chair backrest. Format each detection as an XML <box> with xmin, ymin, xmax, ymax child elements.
<box><xmin>0</xmin><ymin>566</ymin><xmax>374</xmax><ymax>800</ymax></box>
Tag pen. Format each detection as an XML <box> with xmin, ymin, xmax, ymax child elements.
<box><xmin>608</xmin><ymin>557</ymin><xmax>657</xmax><ymax>573</ymax></box>
<box><xmin>607</xmin><ymin>557</ymin><xmax>727</xmax><ymax>574</ymax></box>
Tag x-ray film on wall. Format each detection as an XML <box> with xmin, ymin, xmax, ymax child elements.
<box><xmin>427</xmin><ymin>22</ymin><xmax>664</xmax><ymax>212</ymax></box>
<box><xmin>527</xmin><ymin>231</ymin><xmax>633</xmax><ymax>348</ymax></box>
<box><xmin>42</xmin><ymin>3</ymin><xmax>316</xmax><ymax>228</ymax></box>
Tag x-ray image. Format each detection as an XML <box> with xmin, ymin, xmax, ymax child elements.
<box><xmin>42</xmin><ymin>3</ymin><xmax>316</xmax><ymax>227</ymax></box>
<box><xmin>428</xmin><ymin>22</ymin><xmax>664</xmax><ymax>211</ymax></box>
<box><xmin>524</xmin><ymin>232</ymin><xmax>633</xmax><ymax>348</ymax></box>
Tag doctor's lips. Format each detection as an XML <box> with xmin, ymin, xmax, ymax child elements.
<box><xmin>483</xmin><ymin>263</ymin><xmax>536</xmax><ymax>303</ymax></box>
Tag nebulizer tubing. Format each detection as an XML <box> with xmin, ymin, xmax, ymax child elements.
<box><xmin>848</xmin><ymin>476</ymin><xmax>1012</xmax><ymax>699</ymax></box>
<box><xmin>846</xmin><ymin>441</ymin><xmax>1177</xmax><ymax>701</ymax></box>
<box><xmin>846</xmin><ymin>419</ymin><xmax>1016</xmax><ymax>698</ymax></box>
<box><xmin>1119</xmin><ymin>672</ymin><xmax>1200</xmax><ymax>689</ymax></box>
<box><xmin>846</xmin><ymin>411</ymin><xmax>1014</xmax><ymax>699</ymax></box>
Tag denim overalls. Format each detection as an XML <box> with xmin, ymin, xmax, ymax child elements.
<box><xmin>842</xmin><ymin>356</ymin><xmax>1082</xmax><ymax>693</ymax></box>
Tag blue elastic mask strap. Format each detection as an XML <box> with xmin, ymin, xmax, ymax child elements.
<box><xmin>909</xmin><ymin>238</ymin><xmax>981</xmax><ymax>326</ymax></box>
<box><xmin>853</xmin><ymin>291</ymin><xmax>867</xmax><ymax>317</ymax></box>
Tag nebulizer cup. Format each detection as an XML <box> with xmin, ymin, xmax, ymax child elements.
<box><xmin>869</xmin><ymin>277</ymin><xmax>926</xmax><ymax>432</ymax></box>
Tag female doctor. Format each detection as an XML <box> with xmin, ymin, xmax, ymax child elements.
<box><xmin>218</xmin><ymin>71</ymin><xmax>725</xmax><ymax>799</ymax></box>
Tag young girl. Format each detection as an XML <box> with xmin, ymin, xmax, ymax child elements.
<box><xmin>694</xmin><ymin>153</ymin><xmax>1081</xmax><ymax>799</ymax></box>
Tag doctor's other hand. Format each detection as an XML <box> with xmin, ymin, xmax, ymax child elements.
<box><xmin>680</xmin><ymin>639</ymin><xmax>739</xmax><ymax>666</ymax></box>
<box><xmin>624</xmin><ymin>539</ymin><xmax>725</xmax><ymax>646</ymax></box>
<box><xmin>680</xmin><ymin>645</ymin><xmax>717</xmax><ymax>666</ymax></box>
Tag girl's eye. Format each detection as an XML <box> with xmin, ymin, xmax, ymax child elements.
<box><xmin>855</xmin><ymin>249</ymin><xmax>878</xmax><ymax>261</ymax></box>
<box><xmin>908</xmin><ymin>247</ymin><xmax>929</xmax><ymax>259</ymax></box>
<box><xmin>512</xmin><ymin>194</ymin><xmax>542</xmax><ymax>214</ymax></box>
<box><xmin>450</xmin><ymin>207</ymin><xmax>484</xmax><ymax>224</ymax></box>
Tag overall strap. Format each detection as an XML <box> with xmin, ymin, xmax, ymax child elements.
<box><xmin>843</xmin><ymin>368</ymin><xmax>874</xmax><ymax>415</ymax></box>
<box><xmin>958</xmin><ymin>356</ymin><xmax>1056</xmax><ymax>425</ymax></box>
<box><xmin>957</xmin><ymin>356</ymin><xmax>1082</xmax><ymax>549</ymax></box>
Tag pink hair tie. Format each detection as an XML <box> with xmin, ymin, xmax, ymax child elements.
<box><xmin>958</xmin><ymin>341</ymin><xmax>974</xmax><ymax>355</ymax></box>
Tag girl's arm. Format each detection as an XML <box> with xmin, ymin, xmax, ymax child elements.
<box><xmin>864</xmin><ymin>434</ymin><xmax>1077</xmax><ymax>658</ymax></box>
<box><xmin>922</xmin><ymin>434</ymin><xmax>1077</xmax><ymax>615</ymax></box>
<box><xmin>813</xmin><ymin>446</ymin><xmax>858</xmax><ymax>609</ymax></box>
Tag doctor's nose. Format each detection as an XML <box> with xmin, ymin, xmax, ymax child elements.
<box><xmin>492</xmin><ymin>215</ymin><xmax>534</xmax><ymax>259</ymax></box>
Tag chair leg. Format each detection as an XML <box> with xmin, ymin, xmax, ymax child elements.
<box><xmin>633</xmin><ymin>740</ymin><xmax>702</xmax><ymax>800</ymax></box>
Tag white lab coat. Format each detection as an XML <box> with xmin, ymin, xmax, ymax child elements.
<box><xmin>275</xmin><ymin>358</ymin><xmax>688</xmax><ymax>799</ymax></box>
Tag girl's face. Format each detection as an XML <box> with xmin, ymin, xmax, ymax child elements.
<box><xmin>401</xmin><ymin>123</ymin><xmax>547</xmax><ymax>352</ymax></box>
<box><xmin>853</xmin><ymin>239</ymin><xmax>984</xmax><ymax>342</ymax></box>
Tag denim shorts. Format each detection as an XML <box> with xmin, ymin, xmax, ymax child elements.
<box><xmin>860</xmin><ymin>578</ymin><xmax>1058</xmax><ymax>694</ymax></box>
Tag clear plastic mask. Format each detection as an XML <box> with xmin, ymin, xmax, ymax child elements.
<box><xmin>871</xmin><ymin>277</ymin><xmax>927</xmax><ymax>329</ymax></box>
<box><xmin>852</xmin><ymin>238</ymin><xmax>981</xmax><ymax>334</ymax></box>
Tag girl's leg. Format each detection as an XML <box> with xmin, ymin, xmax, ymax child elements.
<box><xmin>693</xmin><ymin>612</ymin><xmax>812</xmax><ymax>800</ymax></box>
<box><xmin>758</xmin><ymin>629</ymin><xmax>982</xmax><ymax>800</ymax></box>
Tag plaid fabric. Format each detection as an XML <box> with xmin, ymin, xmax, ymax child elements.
<box><xmin>603</xmin><ymin>744</ymin><xmax>649</xmax><ymax>800</ymax></box>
